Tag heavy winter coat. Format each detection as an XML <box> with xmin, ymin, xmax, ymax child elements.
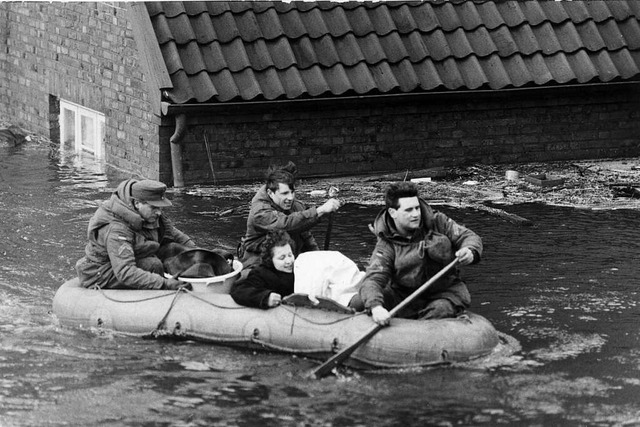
<box><xmin>75</xmin><ymin>179</ymin><xmax>195</xmax><ymax>289</ymax></box>
<box><xmin>230</xmin><ymin>265</ymin><xmax>294</xmax><ymax>309</ymax></box>
<box><xmin>359</xmin><ymin>198</ymin><xmax>483</xmax><ymax>317</ymax></box>
<box><xmin>239</xmin><ymin>185</ymin><xmax>320</xmax><ymax>266</ymax></box>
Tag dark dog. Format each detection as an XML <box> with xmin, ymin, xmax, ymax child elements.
<box><xmin>163</xmin><ymin>247</ymin><xmax>234</xmax><ymax>278</ymax></box>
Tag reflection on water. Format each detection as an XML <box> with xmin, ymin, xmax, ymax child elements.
<box><xmin>1</xmin><ymin>142</ymin><xmax>640</xmax><ymax>426</ymax></box>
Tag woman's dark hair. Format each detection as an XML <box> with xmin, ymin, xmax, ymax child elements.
<box><xmin>385</xmin><ymin>182</ymin><xmax>419</xmax><ymax>209</ymax></box>
<box><xmin>260</xmin><ymin>230</ymin><xmax>295</xmax><ymax>268</ymax></box>
<box><xmin>266</xmin><ymin>161</ymin><xmax>298</xmax><ymax>193</ymax></box>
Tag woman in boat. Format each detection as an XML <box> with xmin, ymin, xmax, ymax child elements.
<box><xmin>231</xmin><ymin>230</ymin><xmax>365</xmax><ymax>311</ymax></box>
<box><xmin>230</xmin><ymin>229</ymin><xmax>295</xmax><ymax>308</ymax></box>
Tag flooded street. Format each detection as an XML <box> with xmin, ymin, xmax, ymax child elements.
<box><xmin>1</xmin><ymin>141</ymin><xmax>639</xmax><ymax>426</ymax></box>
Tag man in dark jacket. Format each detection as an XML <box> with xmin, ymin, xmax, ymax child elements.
<box><xmin>238</xmin><ymin>162</ymin><xmax>341</xmax><ymax>274</ymax></box>
<box><xmin>75</xmin><ymin>178</ymin><xmax>196</xmax><ymax>290</ymax></box>
<box><xmin>359</xmin><ymin>182</ymin><xmax>483</xmax><ymax>325</ymax></box>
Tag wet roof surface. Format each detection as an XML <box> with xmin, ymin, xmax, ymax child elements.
<box><xmin>146</xmin><ymin>1</ymin><xmax>640</xmax><ymax>104</ymax></box>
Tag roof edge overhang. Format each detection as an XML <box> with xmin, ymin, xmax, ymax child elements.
<box><xmin>162</xmin><ymin>80</ymin><xmax>640</xmax><ymax>116</ymax></box>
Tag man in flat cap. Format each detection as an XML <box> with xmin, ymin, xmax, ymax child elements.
<box><xmin>75</xmin><ymin>178</ymin><xmax>197</xmax><ymax>290</ymax></box>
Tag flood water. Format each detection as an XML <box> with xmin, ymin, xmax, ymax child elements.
<box><xmin>1</xmin><ymin>141</ymin><xmax>639</xmax><ymax>426</ymax></box>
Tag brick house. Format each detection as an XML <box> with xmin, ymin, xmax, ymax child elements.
<box><xmin>1</xmin><ymin>1</ymin><xmax>639</xmax><ymax>186</ymax></box>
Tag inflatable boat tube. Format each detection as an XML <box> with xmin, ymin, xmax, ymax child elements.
<box><xmin>52</xmin><ymin>278</ymin><xmax>501</xmax><ymax>370</ymax></box>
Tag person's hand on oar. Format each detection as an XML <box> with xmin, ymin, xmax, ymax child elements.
<box><xmin>455</xmin><ymin>247</ymin><xmax>476</xmax><ymax>266</ymax></box>
<box><xmin>371</xmin><ymin>305</ymin><xmax>391</xmax><ymax>326</ymax></box>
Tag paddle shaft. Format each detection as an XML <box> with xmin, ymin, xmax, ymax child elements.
<box><xmin>323</xmin><ymin>186</ymin><xmax>339</xmax><ymax>250</ymax></box>
<box><xmin>323</xmin><ymin>212</ymin><xmax>334</xmax><ymax>250</ymax></box>
<box><xmin>310</xmin><ymin>258</ymin><xmax>459</xmax><ymax>378</ymax></box>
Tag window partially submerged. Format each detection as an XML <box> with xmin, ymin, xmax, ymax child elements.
<box><xmin>59</xmin><ymin>99</ymin><xmax>105</xmax><ymax>159</ymax></box>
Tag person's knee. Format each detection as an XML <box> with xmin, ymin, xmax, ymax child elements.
<box><xmin>418</xmin><ymin>299</ymin><xmax>458</xmax><ymax>320</ymax></box>
<box><xmin>137</xmin><ymin>256</ymin><xmax>164</xmax><ymax>275</ymax></box>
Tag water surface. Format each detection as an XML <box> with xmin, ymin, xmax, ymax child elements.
<box><xmin>1</xmin><ymin>142</ymin><xmax>639</xmax><ymax>426</ymax></box>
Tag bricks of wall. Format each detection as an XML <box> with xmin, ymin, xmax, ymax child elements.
<box><xmin>0</xmin><ymin>2</ymin><xmax>162</xmax><ymax>181</ymax></box>
<box><xmin>159</xmin><ymin>84</ymin><xmax>640</xmax><ymax>185</ymax></box>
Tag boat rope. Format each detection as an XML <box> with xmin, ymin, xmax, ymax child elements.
<box><xmin>278</xmin><ymin>304</ymin><xmax>367</xmax><ymax>326</ymax></box>
<box><xmin>92</xmin><ymin>286</ymin><xmax>366</xmax><ymax>327</ymax></box>
<box><xmin>149</xmin><ymin>288</ymin><xmax>186</xmax><ymax>338</ymax></box>
<box><xmin>183</xmin><ymin>290</ymin><xmax>246</xmax><ymax>310</ymax></box>
<box><xmin>93</xmin><ymin>286</ymin><xmax>177</xmax><ymax>303</ymax></box>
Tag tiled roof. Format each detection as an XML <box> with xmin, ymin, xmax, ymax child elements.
<box><xmin>145</xmin><ymin>1</ymin><xmax>640</xmax><ymax>104</ymax></box>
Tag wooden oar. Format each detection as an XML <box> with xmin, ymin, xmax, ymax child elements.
<box><xmin>323</xmin><ymin>186</ymin><xmax>340</xmax><ymax>250</ymax></box>
<box><xmin>308</xmin><ymin>258</ymin><xmax>459</xmax><ymax>379</ymax></box>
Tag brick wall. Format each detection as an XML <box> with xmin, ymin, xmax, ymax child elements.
<box><xmin>163</xmin><ymin>83</ymin><xmax>640</xmax><ymax>185</ymax></box>
<box><xmin>0</xmin><ymin>2</ymin><xmax>161</xmax><ymax>180</ymax></box>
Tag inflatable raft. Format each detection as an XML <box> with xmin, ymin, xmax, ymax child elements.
<box><xmin>52</xmin><ymin>270</ymin><xmax>501</xmax><ymax>370</ymax></box>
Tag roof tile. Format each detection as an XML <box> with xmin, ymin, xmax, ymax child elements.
<box><xmin>390</xmin><ymin>59</ymin><xmax>420</xmax><ymax>91</ymax></box>
<box><xmin>523</xmin><ymin>53</ymin><xmax>554</xmax><ymax>85</ymax></box>
<box><xmin>501</xmin><ymin>54</ymin><xmax>533</xmax><ymax>88</ymax></box>
<box><xmin>334</xmin><ymin>33</ymin><xmax>366</xmax><ymax>66</ymax></box>
<box><xmin>545</xmin><ymin>53</ymin><xmax>577</xmax><ymax>84</ymax></box>
<box><xmin>357</xmin><ymin>33</ymin><xmax>387</xmax><ymax>64</ymax></box>
<box><xmin>219</xmin><ymin>38</ymin><xmax>251</xmax><ymax>72</ymax></box>
<box><xmin>479</xmin><ymin>54</ymin><xmax>511</xmax><ymax>89</ymax></box>
<box><xmin>434</xmin><ymin>2</ymin><xmax>463</xmax><ymax>32</ymax></box>
<box><xmin>466</xmin><ymin>26</ymin><xmax>498</xmax><ymax>57</ymax></box>
<box><xmin>532</xmin><ymin>22</ymin><xmax>563</xmax><ymax>55</ymax></box>
<box><xmin>235</xmin><ymin>9</ymin><xmax>263</xmax><ymax>42</ymax></box>
<box><xmin>562</xmin><ymin>1</ymin><xmax>592</xmax><ymax>25</ymax></box>
<box><xmin>609</xmin><ymin>49</ymin><xmax>640</xmax><ymax>78</ymax></box>
<box><xmin>598</xmin><ymin>20</ymin><xmax>629</xmax><ymax>50</ymax></box>
<box><xmin>413</xmin><ymin>58</ymin><xmax>444</xmax><ymax>90</ymax></box>
<box><xmin>147</xmin><ymin>1</ymin><xmax>640</xmax><ymax>104</ymax></box>
<box><xmin>378</xmin><ymin>32</ymin><xmax>409</xmax><ymax>63</ymax></box>
<box><xmin>575</xmin><ymin>20</ymin><xmax>606</xmax><ymax>51</ymax></box>
<box><xmin>346</xmin><ymin>62</ymin><xmax>379</xmax><ymax>94</ymax></box>
<box><xmin>298</xmin><ymin>8</ymin><xmax>330</xmax><ymax>39</ymax></box>
<box><xmin>278</xmin><ymin>67</ymin><xmax>307</xmax><ymax>99</ymax></box>
<box><xmin>189</xmin><ymin>13</ymin><xmax>218</xmax><ymax>44</ymax></box>
<box><xmin>344</xmin><ymin>7</ymin><xmax>375</xmax><ymax>37</ymax></box>
<box><xmin>254</xmin><ymin>67</ymin><xmax>285</xmax><ymax>100</ymax></box>
<box><xmin>389</xmin><ymin>4</ymin><xmax>419</xmax><ymax>34</ymax></box>
<box><xmin>589</xmin><ymin>50</ymin><xmax>621</xmax><ymax>82</ymax></box>
<box><xmin>299</xmin><ymin>65</ymin><xmax>332</xmax><ymax>96</ymax></box>
<box><xmin>244</xmin><ymin>39</ymin><xmax>275</xmax><ymax>71</ymax></box>
<box><xmin>167</xmin><ymin>12</ymin><xmax>196</xmax><ymax>44</ymax></box>
<box><xmin>255</xmin><ymin>8</ymin><xmax>285</xmax><ymax>40</ymax></box>
<box><xmin>409</xmin><ymin>2</ymin><xmax>441</xmax><ymax>33</ymax></box>
<box><xmin>323</xmin><ymin>6</ymin><xmax>352</xmax><ymax>38</ymax></box>
<box><xmin>265</xmin><ymin>37</ymin><xmax>297</xmax><ymax>70</ymax></box>
<box><xmin>619</xmin><ymin>18</ymin><xmax>640</xmax><ymax>49</ymax></box>
<box><xmin>278</xmin><ymin>10</ymin><xmax>307</xmax><ymax>39</ymax></box>
<box><xmin>290</xmin><ymin>37</ymin><xmax>319</xmax><ymax>69</ymax></box>
<box><xmin>537</xmin><ymin>2</ymin><xmax>571</xmax><ymax>25</ymax></box>
<box><xmin>554</xmin><ymin>21</ymin><xmax>586</xmax><ymax>53</ymax></box>
<box><xmin>604</xmin><ymin>1</ymin><xmax>634</xmax><ymax>21</ymax></box>
<box><xmin>455</xmin><ymin>1</ymin><xmax>484</xmax><ymax>31</ymax></box>
<box><xmin>495</xmin><ymin>2</ymin><xmax>527</xmax><ymax>28</ymax></box>
<box><xmin>210</xmin><ymin>10</ymin><xmax>240</xmax><ymax>43</ymax></box>
<box><xmin>565</xmin><ymin>50</ymin><xmax>599</xmax><ymax>82</ymax></box>
<box><xmin>445</xmin><ymin>28</ymin><xmax>474</xmax><ymax>58</ymax></box>
<box><xmin>475</xmin><ymin>2</ymin><xmax>505</xmax><ymax>30</ymax></box>
<box><xmin>200</xmin><ymin>42</ymin><xmax>227</xmax><ymax>73</ymax></box>
<box><xmin>179</xmin><ymin>42</ymin><xmax>207</xmax><ymax>75</ymax></box>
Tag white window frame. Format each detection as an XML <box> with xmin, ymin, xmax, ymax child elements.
<box><xmin>59</xmin><ymin>99</ymin><xmax>105</xmax><ymax>159</ymax></box>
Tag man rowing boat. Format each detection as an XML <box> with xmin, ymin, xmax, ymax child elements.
<box><xmin>359</xmin><ymin>181</ymin><xmax>483</xmax><ymax>325</ymax></box>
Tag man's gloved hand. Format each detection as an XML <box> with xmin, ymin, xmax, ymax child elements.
<box><xmin>418</xmin><ymin>299</ymin><xmax>456</xmax><ymax>320</ymax></box>
<box><xmin>164</xmin><ymin>278</ymin><xmax>192</xmax><ymax>291</ymax></box>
